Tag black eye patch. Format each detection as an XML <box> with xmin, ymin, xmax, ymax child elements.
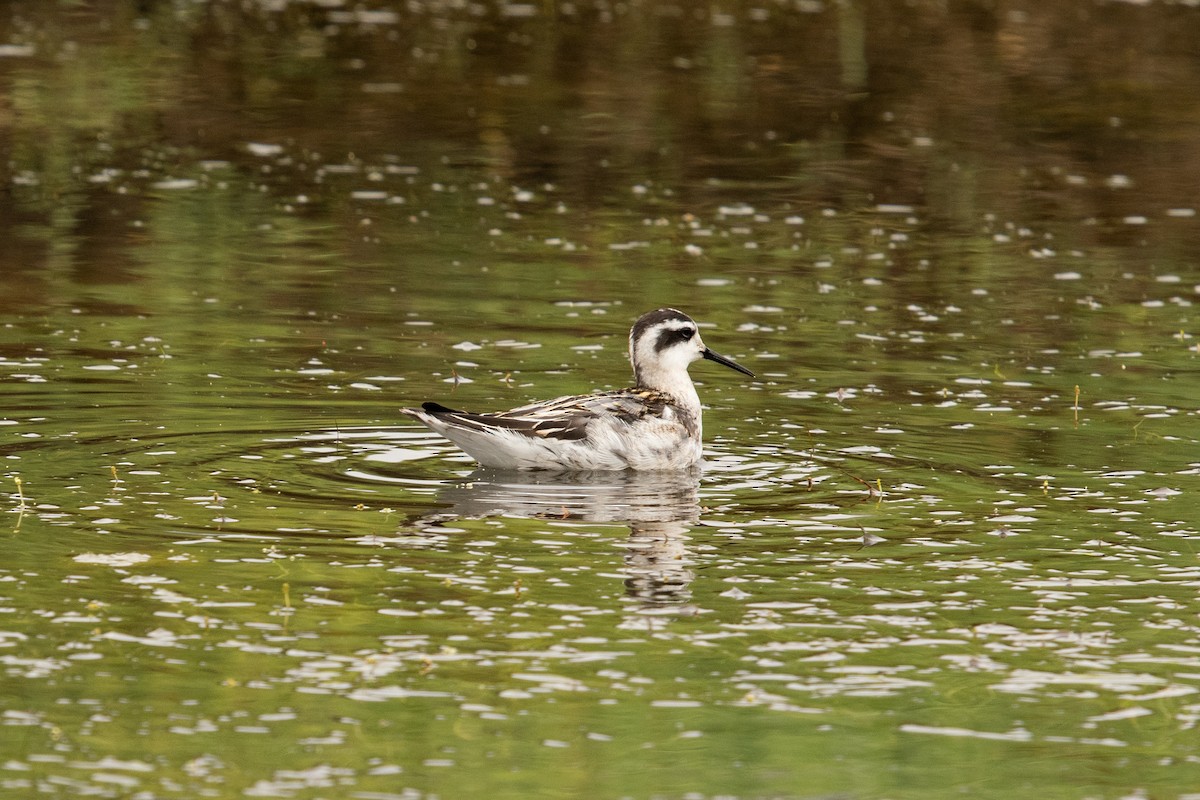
<box><xmin>654</xmin><ymin>326</ymin><xmax>695</xmax><ymax>352</ymax></box>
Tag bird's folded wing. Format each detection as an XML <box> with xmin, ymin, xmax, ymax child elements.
<box><xmin>428</xmin><ymin>390</ymin><xmax>670</xmax><ymax>442</ymax></box>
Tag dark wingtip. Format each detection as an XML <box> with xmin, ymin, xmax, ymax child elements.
<box><xmin>422</xmin><ymin>401</ymin><xmax>462</xmax><ymax>414</ymax></box>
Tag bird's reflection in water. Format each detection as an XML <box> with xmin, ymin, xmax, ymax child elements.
<box><xmin>622</xmin><ymin>519</ymin><xmax>695</xmax><ymax>612</ymax></box>
<box><xmin>428</xmin><ymin>469</ymin><xmax>702</xmax><ymax>612</ymax></box>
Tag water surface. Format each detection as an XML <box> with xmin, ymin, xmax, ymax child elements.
<box><xmin>2</xmin><ymin>2</ymin><xmax>1200</xmax><ymax>798</ymax></box>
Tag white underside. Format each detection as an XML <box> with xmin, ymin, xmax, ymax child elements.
<box><xmin>408</xmin><ymin>411</ymin><xmax>703</xmax><ymax>471</ymax></box>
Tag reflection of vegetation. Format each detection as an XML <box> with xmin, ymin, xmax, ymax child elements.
<box><xmin>0</xmin><ymin>1</ymin><xmax>1197</xmax><ymax>391</ymax></box>
<box><xmin>4</xmin><ymin>1</ymin><xmax>1200</xmax><ymax>238</ymax></box>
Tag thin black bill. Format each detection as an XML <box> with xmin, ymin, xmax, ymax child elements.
<box><xmin>702</xmin><ymin>348</ymin><xmax>755</xmax><ymax>378</ymax></box>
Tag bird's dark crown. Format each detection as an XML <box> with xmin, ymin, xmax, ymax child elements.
<box><xmin>629</xmin><ymin>308</ymin><xmax>695</xmax><ymax>352</ymax></box>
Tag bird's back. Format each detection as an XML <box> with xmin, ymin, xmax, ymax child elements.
<box><xmin>402</xmin><ymin>388</ymin><xmax>701</xmax><ymax>470</ymax></box>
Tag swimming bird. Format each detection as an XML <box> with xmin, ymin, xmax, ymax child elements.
<box><xmin>401</xmin><ymin>308</ymin><xmax>754</xmax><ymax>470</ymax></box>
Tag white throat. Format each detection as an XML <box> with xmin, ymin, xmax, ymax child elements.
<box><xmin>635</xmin><ymin>360</ymin><xmax>701</xmax><ymax>413</ymax></box>
<box><xmin>630</xmin><ymin>331</ymin><xmax>706</xmax><ymax>419</ymax></box>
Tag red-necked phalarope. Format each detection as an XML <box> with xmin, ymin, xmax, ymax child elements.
<box><xmin>402</xmin><ymin>308</ymin><xmax>754</xmax><ymax>470</ymax></box>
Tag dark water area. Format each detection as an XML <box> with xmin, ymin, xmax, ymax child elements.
<box><xmin>2</xmin><ymin>2</ymin><xmax>1200</xmax><ymax>799</ymax></box>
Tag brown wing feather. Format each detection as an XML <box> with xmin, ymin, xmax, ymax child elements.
<box><xmin>419</xmin><ymin>389</ymin><xmax>671</xmax><ymax>442</ymax></box>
